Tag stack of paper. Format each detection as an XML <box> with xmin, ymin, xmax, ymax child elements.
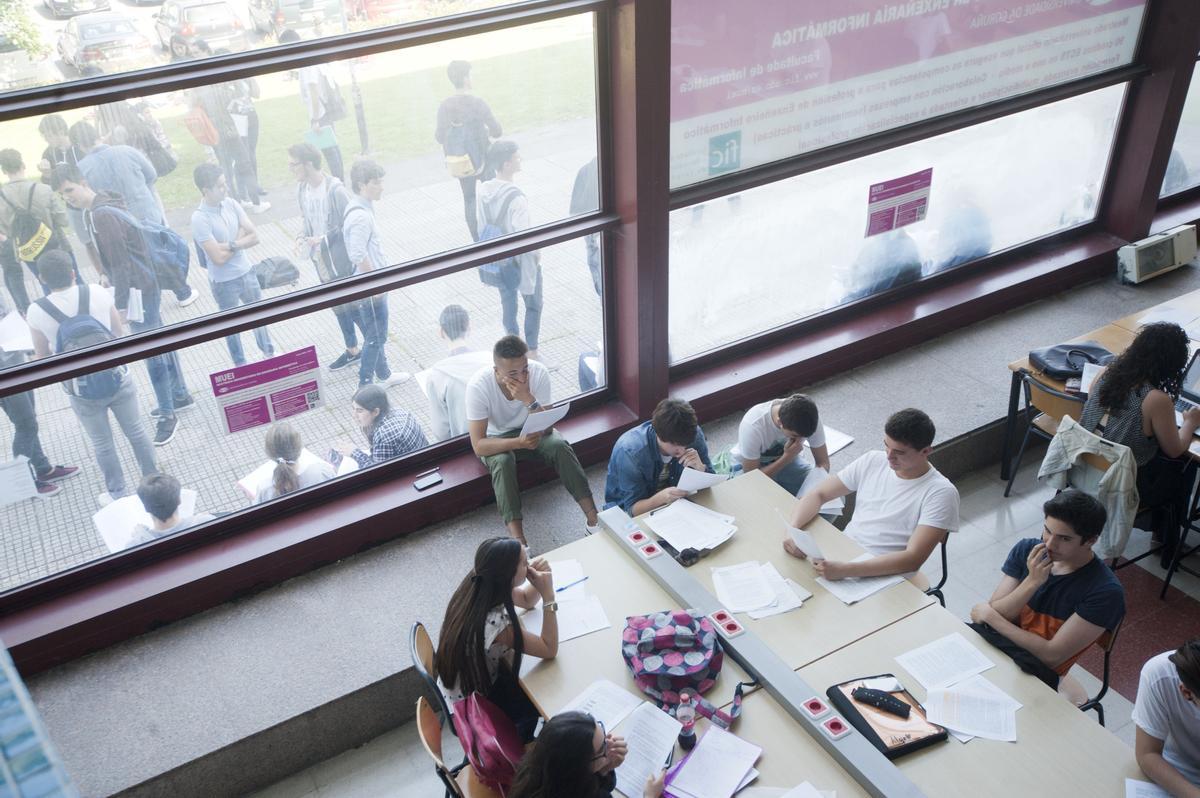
<box><xmin>0</xmin><ymin>310</ymin><xmax>33</xmax><ymax>353</ymax></box>
<box><xmin>666</xmin><ymin>725</ymin><xmax>762</xmax><ymax>798</ymax></box>
<box><xmin>712</xmin><ymin>561</ymin><xmax>810</xmax><ymax>617</ymax></box>
<box><xmin>1125</xmin><ymin>778</ymin><xmax>1173</xmax><ymax>798</ymax></box>
<box><xmin>895</xmin><ymin>634</ymin><xmax>1019</xmax><ymax>743</ymax></box>
<box><xmin>519</xmin><ymin>563</ymin><xmax>610</xmax><ymax>676</ymax></box>
<box><xmin>816</xmin><ymin>554</ymin><xmax>903</xmax><ymax>604</ymax></box>
<box><xmin>615</xmin><ymin>703</ymin><xmax>681</xmax><ymax>798</ymax></box>
<box><xmin>645</xmin><ymin>499</ymin><xmax>737</xmax><ymax>552</ymax></box>
<box><xmin>558</xmin><ymin>679</ymin><xmax>643</xmax><ymax>731</ymax></box>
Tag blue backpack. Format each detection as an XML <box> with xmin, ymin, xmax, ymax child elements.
<box><xmin>35</xmin><ymin>285</ymin><xmax>123</xmax><ymax>400</ymax></box>
<box><xmin>476</xmin><ymin>186</ymin><xmax>521</xmax><ymax>290</ymax></box>
<box><xmin>93</xmin><ymin>206</ymin><xmax>190</xmax><ymax>292</ymax></box>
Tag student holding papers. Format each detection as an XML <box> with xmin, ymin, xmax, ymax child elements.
<box><xmin>604</xmin><ymin>397</ymin><xmax>714</xmax><ymax>516</ymax></box>
<box><xmin>731</xmin><ymin>393</ymin><xmax>830</xmax><ymax>496</ymax></box>
<box><xmin>784</xmin><ymin>408</ymin><xmax>958</xmax><ymax>586</ymax></box>
<box><xmin>1132</xmin><ymin>640</ymin><xmax>1200</xmax><ymax>796</ymax></box>
<box><xmin>466</xmin><ymin>335</ymin><xmax>598</xmax><ymax>545</ymax></box>
<box><xmin>509</xmin><ymin>711</ymin><xmax>666</xmax><ymax>798</ymax></box>
<box><xmin>436</xmin><ymin>537</ymin><xmax>559</xmax><ymax>741</ymax></box>
<box><xmin>254</xmin><ymin>423</ymin><xmax>335</xmax><ymax>503</ymax></box>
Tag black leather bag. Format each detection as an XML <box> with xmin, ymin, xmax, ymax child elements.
<box><xmin>1028</xmin><ymin>341</ymin><xmax>1114</xmax><ymax>380</ymax></box>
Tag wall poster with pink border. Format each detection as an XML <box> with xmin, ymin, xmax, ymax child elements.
<box><xmin>209</xmin><ymin>346</ymin><xmax>325</xmax><ymax>435</ymax></box>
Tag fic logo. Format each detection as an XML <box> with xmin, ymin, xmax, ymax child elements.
<box><xmin>708</xmin><ymin>131</ymin><xmax>741</xmax><ymax>175</ymax></box>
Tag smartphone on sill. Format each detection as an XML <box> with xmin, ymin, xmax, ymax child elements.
<box><xmin>414</xmin><ymin>471</ymin><xmax>443</xmax><ymax>491</ymax></box>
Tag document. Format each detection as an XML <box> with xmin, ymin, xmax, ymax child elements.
<box><xmin>810</xmin><ymin>425</ymin><xmax>853</xmax><ymax>456</ymax></box>
<box><xmin>1080</xmin><ymin>362</ymin><xmax>1105</xmax><ymax>394</ymax></box>
<box><xmin>1138</xmin><ymin>305</ymin><xmax>1199</xmax><ymax>328</ymax></box>
<box><xmin>614</xmin><ymin>702</ymin><xmax>680</xmax><ymax>798</ymax></box>
<box><xmin>712</xmin><ymin>561</ymin><xmax>777</xmax><ymax>613</ymax></box>
<box><xmin>796</xmin><ymin>468</ymin><xmax>845</xmax><ymax>515</ymax></box>
<box><xmin>1125</xmin><ymin>778</ymin><xmax>1173</xmax><ymax>798</ymax></box>
<box><xmin>559</xmin><ymin>680</ymin><xmax>644</xmax><ymax>732</ymax></box>
<box><xmin>668</xmin><ymin>725</ymin><xmax>762</xmax><ymax>798</ymax></box>
<box><xmin>0</xmin><ymin>456</ymin><xmax>38</xmax><ymax>508</ymax></box>
<box><xmin>678</xmin><ymin>466</ymin><xmax>727</xmax><ymax>493</ymax></box>
<box><xmin>933</xmin><ymin>674</ymin><xmax>1021</xmax><ymax>743</ymax></box>
<box><xmin>521</xmin><ymin>595</ymin><xmax>610</xmax><ymax>643</ymax></box>
<box><xmin>781</xmin><ymin>784</ymin><xmax>825</xmax><ymax>798</ymax></box>
<box><xmin>93</xmin><ymin>490</ymin><xmax>198</xmax><ymax>553</ymax></box>
<box><xmin>645</xmin><ymin>500</ymin><xmax>736</xmax><ymax>552</ymax></box>
<box><xmin>748</xmin><ymin>566</ymin><xmax>811</xmax><ymax>620</ymax></box>
<box><xmin>0</xmin><ymin>310</ymin><xmax>33</xmax><ymax>353</ymax></box>
<box><xmin>519</xmin><ymin>402</ymin><xmax>570</xmax><ymax>437</ymax></box>
<box><xmin>894</xmin><ymin>632</ymin><xmax>995</xmax><ymax>690</ymax></box>
<box><xmin>815</xmin><ymin>554</ymin><xmax>903</xmax><ymax>605</ymax></box>
<box><xmin>547</xmin><ymin>558</ymin><xmax>588</xmax><ymax>602</ymax></box>
<box><xmin>778</xmin><ymin>509</ymin><xmax>824</xmax><ymax>561</ymax></box>
<box><xmin>237</xmin><ymin>448</ymin><xmax>325</xmax><ymax>497</ymax></box>
<box><xmin>925</xmin><ymin>684</ymin><xmax>1017</xmax><ymax>742</ymax></box>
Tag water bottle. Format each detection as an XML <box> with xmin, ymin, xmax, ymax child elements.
<box><xmin>677</xmin><ymin>692</ymin><xmax>697</xmax><ymax>750</ymax></box>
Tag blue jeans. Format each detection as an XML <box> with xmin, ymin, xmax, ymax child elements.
<box><xmin>498</xmin><ymin>266</ymin><xmax>543</xmax><ymax>350</ymax></box>
<box><xmin>332</xmin><ymin>302</ymin><xmax>361</xmax><ymax>349</ymax></box>
<box><xmin>211</xmin><ymin>271</ymin><xmax>274</xmax><ymax>365</ymax></box>
<box><xmin>130</xmin><ymin>290</ymin><xmax>190</xmax><ymax>417</ymax></box>
<box><xmin>0</xmin><ymin>389</ymin><xmax>50</xmax><ymax>476</ymax></box>
<box><xmin>355</xmin><ymin>294</ymin><xmax>390</xmax><ymax>383</ymax></box>
<box><xmin>68</xmin><ymin>371</ymin><xmax>157</xmax><ymax>496</ymax></box>
<box><xmin>732</xmin><ymin>454</ymin><xmax>812</xmax><ymax>497</ymax></box>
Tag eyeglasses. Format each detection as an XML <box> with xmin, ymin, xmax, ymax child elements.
<box><xmin>589</xmin><ymin>720</ymin><xmax>607</xmax><ymax>763</ymax></box>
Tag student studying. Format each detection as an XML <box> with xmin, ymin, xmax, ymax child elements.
<box><xmin>604</xmin><ymin>397</ymin><xmax>714</xmax><ymax>516</ymax></box>
<box><xmin>1133</xmin><ymin>639</ymin><xmax>1200</xmax><ymax>797</ymax></box>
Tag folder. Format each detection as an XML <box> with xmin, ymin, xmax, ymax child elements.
<box><xmin>826</xmin><ymin>673</ymin><xmax>947</xmax><ymax>759</ymax></box>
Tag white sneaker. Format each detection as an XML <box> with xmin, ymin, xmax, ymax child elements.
<box><xmin>382</xmin><ymin>371</ymin><xmax>412</xmax><ymax>388</ymax></box>
<box><xmin>177</xmin><ymin>290</ymin><xmax>200</xmax><ymax>308</ymax></box>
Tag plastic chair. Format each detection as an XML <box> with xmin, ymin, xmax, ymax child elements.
<box><xmin>416</xmin><ymin>696</ymin><xmax>500</xmax><ymax>798</ymax></box>
<box><xmin>1005</xmin><ymin>370</ymin><xmax>1084</xmax><ymax>497</ymax></box>
<box><xmin>1071</xmin><ymin>620</ymin><xmax>1123</xmax><ymax>727</ymax></box>
<box><xmin>411</xmin><ymin>621</ymin><xmax>457</xmax><ymax>737</ymax></box>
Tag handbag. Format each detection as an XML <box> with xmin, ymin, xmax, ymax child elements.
<box><xmin>621</xmin><ymin>609</ymin><xmax>747</xmax><ymax>730</ymax></box>
<box><xmin>450</xmin><ymin>691</ymin><xmax>524</xmax><ymax>795</ymax></box>
<box><xmin>1028</xmin><ymin>341</ymin><xmax>1114</xmax><ymax>380</ymax></box>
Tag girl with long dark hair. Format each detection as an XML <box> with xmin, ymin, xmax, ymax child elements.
<box><xmin>344</xmin><ymin>384</ymin><xmax>428</xmax><ymax>467</ymax></box>
<box><xmin>435</xmin><ymin>537</ymin><xmax>558</xmax><ymax>740</ymax></box>
<box><xmin>509</xmin><ymin>711</ymin><xmax>665</xmax><ymax>798</ymax></box>
<box><xmin>1080</xmin><ymin>321</ymin><xmax>1200</xmax><ymax>506</ymax></box>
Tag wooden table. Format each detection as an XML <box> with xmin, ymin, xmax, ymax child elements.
<box><xmin>797</xmin><ymin>606</ymin><xmax>1144</xmax><ymax>797</ymax></box>
<box><xmin>520</xmin><ymin>533</ymin><xmax>751</xmax><ymax>719</ymax></box>
<box><xmin>1110</xmin><ymin>287</ymin><xmax>1200</xmax><ymax>335</ymax></box>
<box><xmin>636</xmin><ymin>470</ymin><xmax>934</xmax><ymax>670</ymax></box>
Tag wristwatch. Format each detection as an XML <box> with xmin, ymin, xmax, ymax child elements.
<box><xmin>229</xmin><ymin>241</ymin><xmax>239</xmax><ymax>252</ymax></box>
<box><xmin>543</xmin><ymin>601</ymin><xmax>559</xmax><ymax>612</ymax></box>
<box><xmin>527</xmin><ymin>400</ymin><xmax>541</xmax><ymax>411</ymax></box>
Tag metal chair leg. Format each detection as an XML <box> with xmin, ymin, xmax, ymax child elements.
<box><xmin>1004</xmin><ymin>425</ymin><xmax>1035</xmax><ymax>498</ymax></box>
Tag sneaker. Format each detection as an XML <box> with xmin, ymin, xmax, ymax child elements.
<box><xmin>150</xmin><ymin>395</ymin><xmax>195</xmax><ymax>419</ymax></box>
<box><xmin>38</xmin><ymin>465</ymin><xmax>80</xmax><ymax>482</ymax></box>
<box><xmin>329</xmin><ymin>350</ymin><xmax>361</xmax><ymax>371</ymax></box>
<box><xmin>177</xmin><ymin>289</ymin><xmax>200</xmax><ymax>308</ymax></box>
<box><xmin>154</xmin><ymin>415</ymin><xmax>178</xmax><ymax>446</ymax></box>
<box><xmin>35</xmin><ymin>481</ymin><xmax>62</xmax><ymax>498</ymax></box>
<box><xmin>98</xmin><ymin>492</ymin><xmax>115</xmax><ymax>507</ymax></box>
<box><xmin>381</xmin><ymin>371</ymin><xmax>412</xmax><ymax>388</ymax></box>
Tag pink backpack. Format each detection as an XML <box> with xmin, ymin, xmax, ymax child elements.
<box><xmin>451</xmin><ymin>692</ymin><xmax>524</xmax><ymax>795</ymax></box>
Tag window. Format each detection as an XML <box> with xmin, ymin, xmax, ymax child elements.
<box><xmin>667</xmin><ymin>84</ymin><xmax>1126</xmax><ymax>363</ymax></box>
<box><xmin>1161</xmin><ymin>60</ymin><xmax>1200</xmax><ymax>198</ymax></box>
<box><xmin>670</xmin><ymin>0</ymin><xmax>1146</xmax><ymax>188</ymax></box>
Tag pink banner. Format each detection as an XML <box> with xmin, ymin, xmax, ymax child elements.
<box><xmin>210</xmin><ymin>346</ymin><xmax>324</xmax><ymax>435</ymax></box>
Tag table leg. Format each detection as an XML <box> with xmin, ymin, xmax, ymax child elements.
<box><xmin>1001</xmin><ymin>370</ymin><xmax>1021</xmax><ymax>482</ymax></box>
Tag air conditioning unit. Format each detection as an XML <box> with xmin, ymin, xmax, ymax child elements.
<box><xmin>1118</xmin><ymin>224</ymin><xmax>1197</xmax><ymax>284</ymax></box>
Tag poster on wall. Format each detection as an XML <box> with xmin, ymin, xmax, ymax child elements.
<box><xmin>866</xmin><ymin>168</ymin><xmax>933</xmax><ymax>236</ymax></box>
<box><xmin>210</xmin><ymin>346</ymin><xmax>324</xmax><ymax>435</ymax></box>
<box><xmin>670</xmin><ymin>0</ymin><xmax>1148</xmax><ymax>186</ymax></box>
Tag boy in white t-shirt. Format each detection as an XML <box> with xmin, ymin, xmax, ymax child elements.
<box><xmin>1134</xmin><ymin>640</ymin><xmax>1200</xmax><ymax>797</ymax></box>
<box><xmin>784</xmin><ymin>408</ymin><xmax>959</xmax><ymax>585</ymax></box>
<box><xmin>731</xmin><ymin>394</ymin><xmax>830</xmax><ymax>496</ymax></box>
<box><xmin>465</xmin><ymin>335</ymin><xmax>598</xmax><ymax>545</ymax></box>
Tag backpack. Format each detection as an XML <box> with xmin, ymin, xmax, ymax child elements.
<box><xmin>450</xmin><ymin>692</ymin><xmax>523</xmax><ymax>795</ymax></box>
<box><xmin>0</xmin><ymin>183</ymin><xmax>58</xmax><ymax>264</ymax></box>
<box><xmin>298</xmin><ymin>181</ymin><xmax>355</xmax><ymax>281</ymax></box>
<box><xmin>317</xmin><ymin>68</ymin><xmax>347</xmax><ymax>124</ymax></box>
<box><xmin>254</xmin><ymin>256</ymin><xmax>300</xmax><ymax>289</ymax></box>
<box><xmin>35</xmin><ymin>285</ymin><xmax>123</xmax><ymax>400</ymax></box>
<box><xmin>183</xmin><ymin>105</ymin><xmax>220</xmax><ymax>147</ymax></box>
<box><xmin>476</xmin><ymin>186</ymin><xmax>521</xmax><ymax>290</ymax></box>
<box><xmin>444</xmin><ymin>119</ymin><xmax>486</xmax><ymax>179</ymax></box>
<box><xmin>92</xmin><ymin>206</ymin><xmax>189</xmax><ymax>293</ymax></box>
<box><xmin>621</xmin><ymin>609</ymin><xmax>746</xmax><ymax>730</ymax></box>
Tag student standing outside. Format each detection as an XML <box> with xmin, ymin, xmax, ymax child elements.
<box><xmin>435</xmin><ymin>60</ymin><xmax>502</xmax><ymax>241</ymax></box>
<box><xmin>0</xmin><ymin>148</ymin><xmax>75</xmax><ymax>313</ymax></box>
<box><xmin>281</xmin><ymin>29</ymin><xmax>346</xmax><ymax>181</ymax></box>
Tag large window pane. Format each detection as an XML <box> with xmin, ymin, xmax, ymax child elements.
<box><xmin>1161</xmin><ymin>61</ymin><xmax>1200</xmax><ymax>198</ymax></box>
<box><xmin>0</xmin><ymin>0</ymin><xmax>526</xmax><ymax>91</ymax></box>
<box><xmin>670</xmin><ymin>0</ymin><xmax>1146</xmax><ymax>188</ymax></box>
<box><xmin>0</xmin><ymin>13</ymin><xmax>598</xmax><ymax>372</ymax></box>
<box><xmin>0</xmin><ymin>234</ymin><xmax>604</xmax><ymax>591</ymax></box>
<box><xmin>668</xmin><ymin>84</ymin><xmax>1124</xmax><ymax>363</ymax></box>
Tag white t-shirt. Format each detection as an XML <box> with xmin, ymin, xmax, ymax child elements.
<box><xmin>26</xmin><ymin>285</ymin><xmax>115</xmax><ymax>354</ymax></box>
<box><xmin>464</xmin><ymin>360</ymin><xmax>552</xmax><ymax>436</ymax></box>
<box><xmin>731</xmin><ymin>399</ymin><xmax>827</xmax><ymax>464</ymax></box>
<box><xmin>1133</xmin><ymin>651</ymin><xmax>1200</xmax><ymax>786</ymax></box>
<box><xmin>837</xmin><ymin>450</ymin><xmax>959</xmax><ymax>556</ymax></box>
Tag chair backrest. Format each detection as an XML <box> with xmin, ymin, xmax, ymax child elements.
<box><xmin>411</xmin><ymin>621</ymin><xmax>458</xmax><ymax>737</ymax></box>
<box><xmin>416</xmin><ymin>696</ymin><xmax>446</xmax><ymax>767</ymax></box>
<box><xmin>1023</xmin><ymin>371</ymin><xmax>1084</xmax><ymax>424</ymax></box>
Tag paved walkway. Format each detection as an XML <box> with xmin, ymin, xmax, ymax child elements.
<box><xmin>0</xmin><ymin>116</ymin><xmax>600</xmax><ymax>591</ymax></box>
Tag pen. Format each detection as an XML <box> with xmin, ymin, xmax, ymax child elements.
<box><xmin>555</xmin><ymin>576</ymin><xmax>589</xmax><ymax>593</ymax></box>
<box><xmin>414</xmin><ymin>467</ymin><xmax>441</xmax><ymax>478</ymax></box>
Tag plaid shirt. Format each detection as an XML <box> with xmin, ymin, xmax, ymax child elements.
<box><xmin>352</xmin><ymin>410</ymin><xmax>428</xmax><ymax>467</ymax></box>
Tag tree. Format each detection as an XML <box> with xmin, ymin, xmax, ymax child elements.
<box><xmin>0</xmin><ymin>0</ymin><xmax>46</xmax><ymax>58</ymax></box>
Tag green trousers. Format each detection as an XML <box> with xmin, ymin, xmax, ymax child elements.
<box><xmin>482</xmin><ymin>429</ymin><xmax>593</xmax><ymax>523</ymax></box>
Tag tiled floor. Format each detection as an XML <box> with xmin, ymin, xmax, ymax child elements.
<box><xmin>247</xmin><ymin>453</ymin><xmax>1200</xmax><ymax>797</ymax></box>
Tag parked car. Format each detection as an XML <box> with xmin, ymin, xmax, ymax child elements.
<box><xmin>43</xmin><ymin>0</ymin><xmax>110</xmax><ymax>20</ymax></box>
<box><xmin>0</xmin><ymin>33</ymin><xmax>61</xmax><ymax>91</ymax></box>
<box><xmin>248</xmin><ymin>0</ymin><xmax>339</xmax><ymax>38</ymax></box>
<box><xmin>348</xmin><ymin>0</ymin><xmax>407</xmax><ymax>22</ymax></box>
<box><xmin>56</xmin><ymin>12</ymin><xmax>155</xmax><ymax>75</ymax></box>
<box><xmin>154</xmin><ymin>0</ymin><xmax>248</xmax><ymax>52</ymax></box>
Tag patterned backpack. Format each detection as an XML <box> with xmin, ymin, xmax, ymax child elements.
<box><xmin>621</xmin><ymin>609</ymin><xmax>746</xmax><ymax>729</ymax></box>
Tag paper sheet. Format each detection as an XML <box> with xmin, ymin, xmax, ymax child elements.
<box><xmin>645</xmin><ymin>500</ymin><xmax>736</xmax><ymax>552</ymax></box>
<box><xmin>778</xmin><ymin>509</ymin><xmax>825</xmax><ymax>560</ymax></box>
<box><xmin>781</xmin><ymin>784</ymin><xmax>826</xmax><ymax>798</ymax></box>
<box><xmin>549</xmin><ymin>558</ymin><xmax>588</xmax><ymax>602</ymax></box>
<box><xmin>237</xmin><ymin>448</ymin><xmax>324</xmax><ymax>498</ymax></box>
<box><xmin>521</xmin><ymin>595</ymin><xmax>610</xmax><ymax>643</ymax></box>
<box><xmin>797</xmin><ymin>467</ymin><xmax>845</xmax><ymax>514</ymax></box>
<box><xmin>678</xmin><ymin>466</ymin><xmax>727</xmax><ymax>493</ymax></box>
<box><xmin>748</xmin><ymin>568</ymin><xmax>811</xmax><ymax>620</ymax></box>
<box><xmin>815</xmin><ymin>553</ymin><xmax>903</xmax><ymax>604</ymax></box>
<box><xmin>809</xmin><ymin>425</ymin><xmax>853</xmax><ymax>456</ymax></box>
<box><xmin>925</xmin><ymin>685</ymin><xmax>1017</xmax><ymax>741</ymax></box>
<box><xmin>0</xmin><ymin>310</ymin><xmax>33</xmax><ymax>353</ymax></box>
<box><xmin>558</xmin><ymin>680</ymin><xmax>643</xmax><ymax>731</ymax></box>
<box><xmin>668</xmin><ymin>725</ymin><xmax>762</xmax><ymax>798</ymax></box>
<box><xmin>335</xmin><ymin>455</ymin><xmax>359</xmax><ymax>477</ymax></box>
<box><xmin>614</xmin><ymin>702</ymin><xmax>680</xmax><ymax>798</ymax></box>
<box><xmin>894</xmin><ymin>632</ymin><xmax>995</xmax><ymax>690</ymax></box>
<box><xmin>1080</xmin><ymin>362</ymin><xmax>1105</xmax><ymax>394</ymax></box>
<box><xmin>712</xmin><ymin>561</ymin><xmax>777</xmax><ymax>613</ymax></box>
<box><xmin>1125</xmin><ymin>778</ymin><xmax>1173</xmax><ymax>798</ymax></box>
<box><xmin>0</xmin><ymin>456</ymin><xmax>37</xmax><ymax>508</ymax></box>
<box><xmin>935</xmin><ymin>674</ymin><xmax>1021</xmax><ymax>743</ymax></box>
<box><xmin>519</xmin><ymin>402</ymin><xmax>570</xmax><ymax>437</ymax></box>
<box><xmin>1138</xmin><ymin>305</ymin><xmax>1200</xmax><ymax>328</ymax></box>
<box><xmin>93</xmin><ymin>490</ymin><xmax>198</xmax><ymax>553</ymax></box>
